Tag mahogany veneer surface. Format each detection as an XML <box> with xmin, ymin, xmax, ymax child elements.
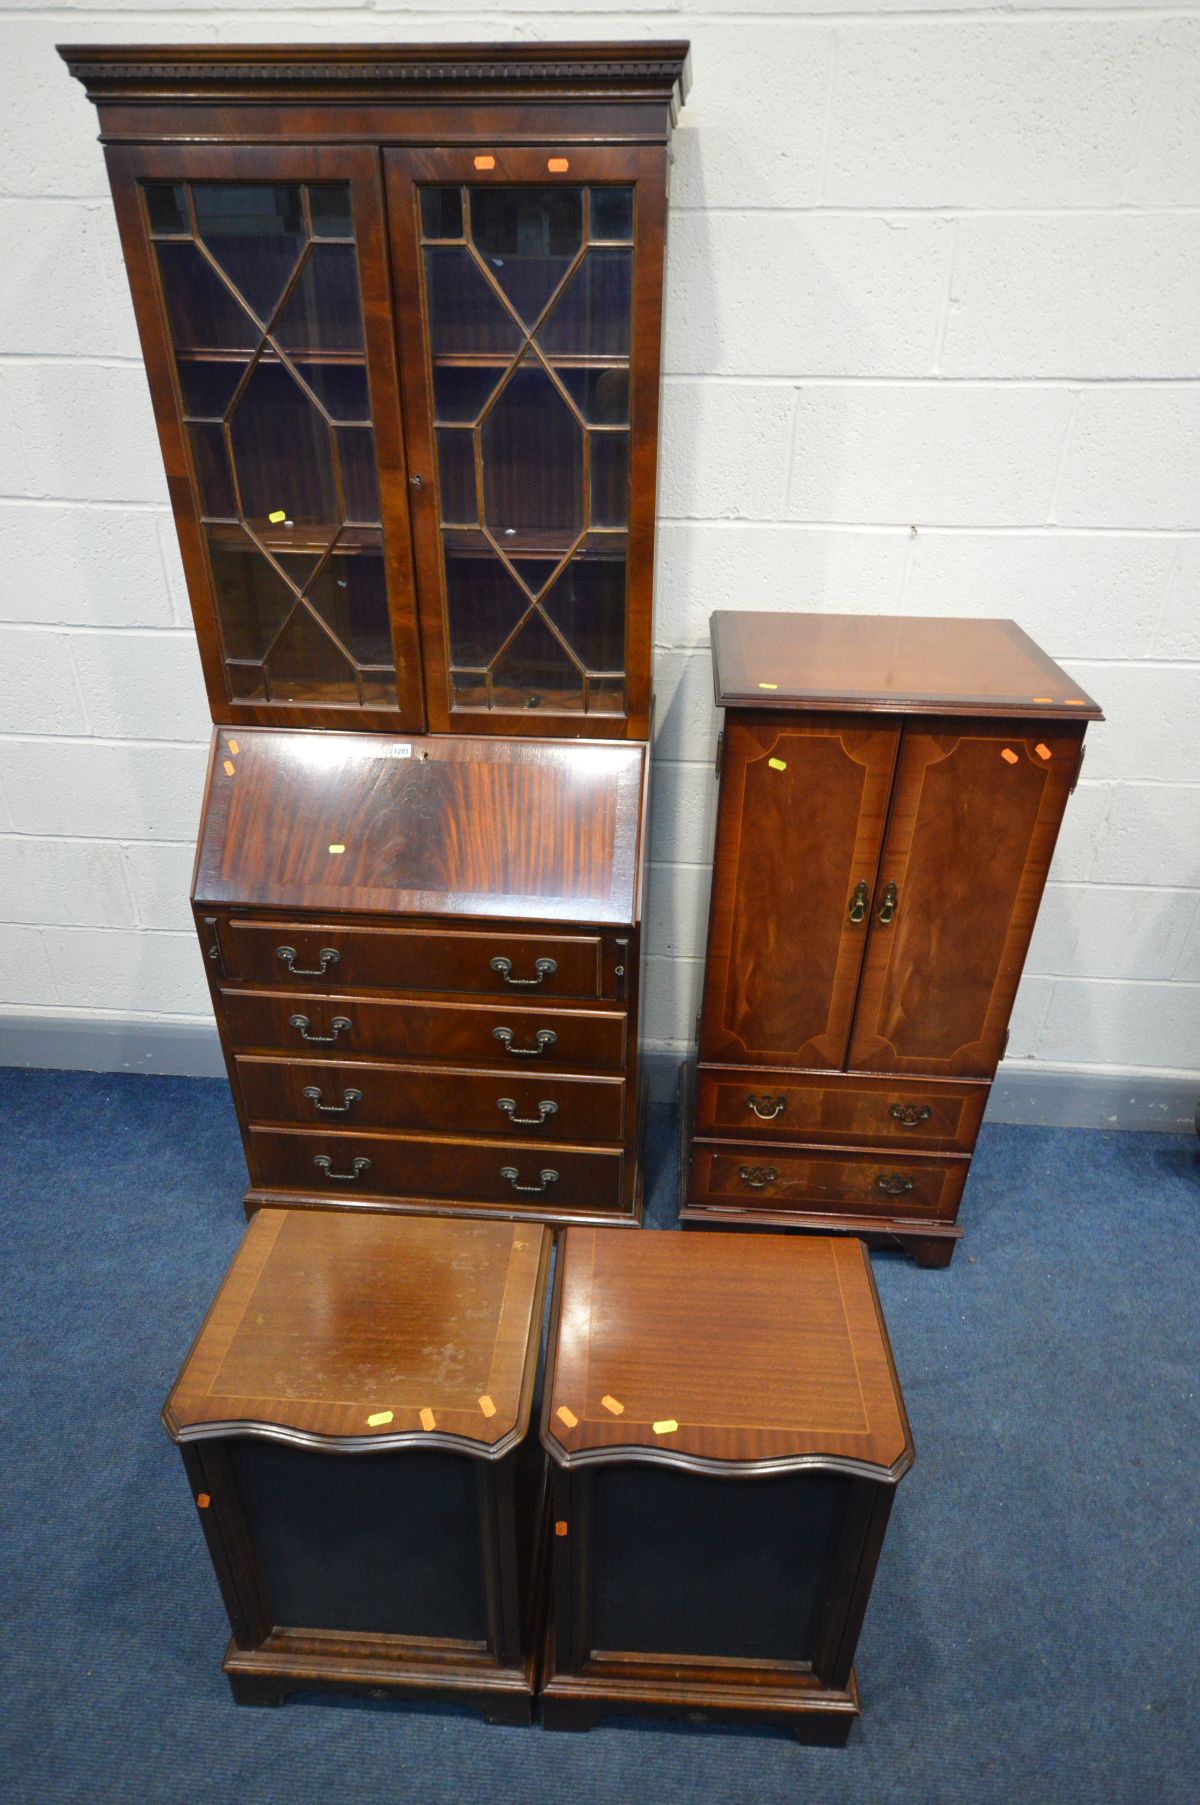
<box><xmin>711</xmin><ymin>611</ymin><xmax>1103</xmax><ymax>720</ymax></box>
<box><xmin>542</xmin><ymin>1227</ymin><xmax>912</xmax><ymax>1477</ymax></box>
<box><xmin>194</xmin><ymin>729</ymin><xmax>644</xmax><ymax>927</ymax></box>
<box><xmin>164</xmin><ymin>1207</ymin><xmax>550</xmax><ymax>1452</ymax></box>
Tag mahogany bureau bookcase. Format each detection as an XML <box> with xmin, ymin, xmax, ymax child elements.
<box><xmin>162</xmin><ymin>1209</ymin><xmax>552</xmax><ymax>1716</ymax></box>
<box><xmin>62</xmin><ymin>41</ymin><xmax>690</xmax><ymax>1225</ymax></box>
<box><xmin>680</xmin><ymin>611</ymin><xmax>1102</xmax><ymax>1266</ymax></box>
<box><xmin>540</xmin><ymin>1226</ymin><xmax>913</xmax><ymax>1741</ymax></box>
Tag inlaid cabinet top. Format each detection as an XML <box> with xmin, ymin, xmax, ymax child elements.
<box><xmin>164</xmin><ymin>1209</ymin><xmax>551</xmax><ymax>1455</ymax></box>
<box><xmin>193</xmin><ymin>728</ymin><xmax>645</xmax><ymax>926</ymax></box>
<box><xmin>711</xmin><ymin>612</ymin><xmax>1102</xmax><ymax>721</ymax></box>
<box><xmin>542</xmin><ymin>1228</ymin><xmax>913</xmax><ymax>1480</ymax></box>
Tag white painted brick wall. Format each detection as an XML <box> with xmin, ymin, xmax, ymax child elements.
<box><xmin>0</xmin><ymin>2</ymin><xmax>1197</xmax><ymax>1088</ymax></box>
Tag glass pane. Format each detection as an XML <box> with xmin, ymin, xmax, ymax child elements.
<box><xmin>542</xmin><ymin>557</ymin><xmax>626</xmax><ymax>675</ymax></box>
<box><xmin>228</xmin><ymin>359</ymin><xmax>339</xmax><ymax>530</ymax></box>
<box><xmin>420</xmin><ymin>187</ymin><xmax>463</xmax><ymax>240</ymax></box>
<box><xmin>481</xmin><ymin>358</ymin><xmax>582</xmax><ymax>541</ymax></box>
<box><xmin>155</xmin><ymin>242</ymin><xmax>258</xmax><ymax>353</ymax></box>
<box><xmin>361</xmin><ymin>670</ymin><xmax>398</xmax><ymax>707</ymax></box>
<box><xmin>292</xmin><ymin>360</ymin><xmax>371</xmax><ymax>423</ymax></box>
<box><xmin>337</xmin><ymin>429</ymin><xmax>381</xmax><ymax>524</ymax></box>
<box><xmin>444</xmin><ymin>553</ymin><xmax>529</xmax><ymax>668</ymax></box>
<box><xmin>586</xmin><ymin>675</ymin><xmax>625</xmax><ymax>714</ymax></box>
<box><xmin>309</xmin><ymin>185</ymin><xmax>353</xmax><ymax>240</ymax></box>
<box><xmin>555</xmin><ymin>366</ymin><xmax>629</xmax><ymax>426</ymax></box>
<box><xmin>590</xmin><ymin>431</ymin><xmax>630</xmax><ymax>529</ymax></box>
<box><xmin>194</xmin><ymin>183</ymin><xmax>306</xmax><ymax>321</ymax></box>
<box><xmin>264</xmin><ymin>604</ymin><xmax>358</xmax><ymax>704</ymax></box>
<box><xmin>307</xmin><ymin>543</ymin><xmax>391</xmax><ymax>666</ymax></box>
<box><xmin>424</xmin><ymin>248</ymin><xmax>523</xmax><ymax>356</ymax></box>
<box><xmin>273</xmin><ymin>245</ymin><xmax>365</xmax><ymax>355</ymax></box>
<box><xmin>145</xmin><ymin>182</ymin><xmax>186</xmax><ymax>236</ymax></box>
<box><xmin>432</xmin><ymin>363</ymin><xmax>504</xmax><ymax>426</ymax></box>
<box><xmin>227</xmin><ymin>662</ymin><xmax>268</xmax><ymax>701</ymax></box>
<box><xmin>177</xmin><ymin>356</ymin><xmax>248</xmax><ymax>420</ymax></box>
<box><xmin>451</xmin><ymin>672</ymin><xmax>490</xmax><ymax>709</ymax></box>
<box><xmin>490</xmin><ymin>612</ymin><xmax>582</xmax><ymax>713</ymax></box>
<box><xmin>538</xmin><ymin>249</ymin><xmax>632</xmax><ymax>358</ymax></box>
<box><xmin>469</xmin><ymin>187</ymin><xmax>582</xmax><ymax>325</ymax></box>
<box><xmin>188</xmin><ymin>423</ymin><xmax>236</xmax><ymax>519</ymax></box>
<box><xmin>590</xmin><ymin>188</ymin><xmax>633</xmax><ymax>243</ymax></box>
<box><xmin>207</xmin><ymin>535</ymin><xmax>296</xmax><ymax>660</ymax></box>
<box><xmin>435</xmin><ymin>430</ymin><xmax>477</xmax><ymax>526</ymax></box>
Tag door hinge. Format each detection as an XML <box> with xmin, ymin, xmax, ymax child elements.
<box><xmin>714</xmin><ymin>729</ymin><xmax>724</xmax><ymax>777</ymax></box>
<box><xmin>1001</xmin><ymin>1028</ymin><xmax>1010</xmax><ymax>1061</ymax></box>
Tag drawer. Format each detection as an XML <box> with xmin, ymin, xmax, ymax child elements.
<box><xmin>248</xmin><ymin>1126</ymin><xmax>624</xmax><ymax>1215</ymax></box>
<box><xmin>220</xmin><ymin>989</ymin><xmax>628</xmax><ymax>1072</ymax></box>
<box><xmin>218</xmin><ymin>918</ymin><xmax>608</xmax><ymax>1000</ymax></box>
<box><xmin>688</xmin><ymin>1142</ymin><xmax>968</xmax><ymax>1223</ymax></box>
<box><xmin>695</xmin><ymin>1068</ymin><xmax>988</xmax><ymax>1154</ymax></box>
<box><xmin>236</xmin><ymin>1056</ymin><xmax>627</xmax><ymax>1144</ymax></box>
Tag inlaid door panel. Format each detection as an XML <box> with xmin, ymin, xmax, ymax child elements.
<box><xmin>386</xmin><ymin>145</ymin><xmax>666</xmax><ymax>739</ymax></box>
<box><xmin>698</xmin><ymin>716</ymin><xmax>899</xmax><ymax>1070</ymax></box>
<box><xmin>104</xmin><ymin>143</ymin><xmax>423</xmax><ymax>731</ymax></box>
<box><xmin>847</xmin><ymin>720</ymin><xmax>1083</xmax><ymax>1078</ymax></box>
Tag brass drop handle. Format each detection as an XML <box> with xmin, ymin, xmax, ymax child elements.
<box><xmin>746</xmin><ymin>1094</ymin><xmax>786</xmax><ymax>1121</ymax></box>
<box><xmin>499</xmin><ymin>1165</ymin><xmax>559</xmax><ymax>1194</ymax></box>
<box><xmin>848</xmin><ymin>880</ymin><xmax>869</xmax><ymax>925</ymax></box>
<box><xmin>497</xmin><ymin>1097</ymin><xmax>558</xmax><ymax>1127</ymax></box>
<box><xmin>493</xmin><ymin>1026</ymin><xmax>557</xmax><ymax>1058</ymax></box>
<box><xmin>491</xmin><ymin>955</ymin><xmax>557</xmax><ymax>987</ymax></box>
<box><xmin>314</xmin><ymin>1154</ymin><xmax>371</xmax><ymax>1183</ymax></box>
<box><xmin>878</xmin><ymin>881</ymin><xmax>898</xmax><ymax>925</ymax></box>
<box><xmin>277</xmin><ymin>945</ymin><xmax>340</xmax><ymax>977</ymax></box>
<box><xmin>303</xmin><ymin>1085</ymin><xmax>363</xmax><ymax>1116</ymax></box>
<box><xmin>738</xmin><ymin>1165</ymin><xmax>778</xmax><ymax>1190</ymax></box>
<box><xmin>289</xmin><ymin>1013</ymin><xmax>351</xmax><ymax>1045</ymax></box>
<box><xmin>875</xmin><ymin>1173</ymin><xmax>915</xmax><ymax>1197</ymax></box>
<box><xmin>890</xmin><ymin>1103</ymin><xmax>931</xmax><ymax>1127</ymax></box>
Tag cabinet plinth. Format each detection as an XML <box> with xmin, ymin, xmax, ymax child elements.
<box><xmin>682</xmin><ymin>612</ymin><xmax>1102</xmax><ymax>1265</ymax></box>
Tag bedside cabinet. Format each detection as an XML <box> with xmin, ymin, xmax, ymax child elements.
<box><xmin>162</xmin><ymin>1209</ymin><xmax>552</xmax><ymax>1719</ymax></box>
<box><xmin>681</xmin><ymin>612</ymin><xmax>1102</xmax><ymax>1266</ymax></box>
<box><xmin>539</xmin><ymin>1227</ymin><xmax>913</xmax><ymax>1741</ymax></box>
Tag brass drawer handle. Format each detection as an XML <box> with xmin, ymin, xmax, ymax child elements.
<box><xmin>738</xmin><ymin>1164</ymin><xmax>777</xmax><ymax>1190</ymax></box>
<box><xmin>289</xmin><ymin>1013</ymin><xmax>351</xmax><ymax>1045</ymax></box>
<box><xmin>277</xmin><ymin>945</ymin><xmax>340</xmax><ymax>978</ymax></box>
<box><xmin>499</xmin><ymin>1165</ymin><xmax>559</xmax><ymax>1194</ymax></box>
<box><xmin>493</xmin><ymin>1026</ymin><xmax>557</xmax><ymax>1058</ymax></box>
<box><xmin>878</xmin><ymin>881</ymin><xmax>898</xmax><ymax>925</ymax></box>
<box><xmin>875</xmin><ymin>1173</ymin><xmax>916</xmax><ymax>1197</ymax></box>
<box><xmin>890</xmin><ymin>1102</ymin><xmax>932</xmax><ymax>1127</ymax></box>
<box><xmin>746</xmin><ymin>1093</ymin><xmax>786</xmax><ymax>1121</ymax></box>
<box><xmin>313</xmin><ymin>1154</ymin><xmax>371</xmax><ymax>1183</ymax></box>
<box><xmin>848</xmin><ymin>880</ymin><xmax>868</xmax><ymax>925</ymax></box>
<box><xmin>497</xmin><ymin>1097</ymin><xmax>558</xmax><ymax>1127</ymax></box>
<box><xmin>491</xmin><ymin>955</ymin><xmax>557</xmax><ymax>987</ymax></box>
<box><xmin>303</xmin><ymin>1085</ymin><xmax>363</xmax><ymax>1116</ymax></box>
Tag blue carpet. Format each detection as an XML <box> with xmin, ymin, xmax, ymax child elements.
<box><xmin>1</xmin><ymin>1066</ymin><xmax>1197</xmax><ymax>1804</ymax></box>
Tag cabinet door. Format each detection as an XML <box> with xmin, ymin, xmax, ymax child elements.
<box><xmin>698</xmin><ymin>717</ymin><xmax>899</xmax><ymax>1070</ymax></box>
<box><xmin>105</xmin><ymin>145</ymin><xmax>423</xmax><ymax>731</ymax></box>
<box><xmin>847</xmin><ymin>721</ymin><xmax>1084</xmax><ymax>1078</ymax></box>
<box><xmin>386</xmin><ymin>146</ymin><xmax>667</xmax><ymax>739</ymax></box>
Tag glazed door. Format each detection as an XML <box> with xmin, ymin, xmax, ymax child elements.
<box><xmin>105</xmin><ymin>144</ymin><xmax>423</xmax><ymax>731</ymax></box>
<box><xmin>386</xmin><ymin>146</ymin><xmax>667</xmax><ymax>739</ymax></box>
<box><xmin>847</xmin><ymin>720</ymin><xmax>1084</xmax><ymax>1077</ymax></box>
<box><xmin>698</xmin><ymin>717</ymin><xmax>899</xmax><ymax>1070</ymax></box>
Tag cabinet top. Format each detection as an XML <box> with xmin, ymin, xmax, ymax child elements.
<box><xmin>163</xmin><ymin>1209</ymin><xmax>551</xmax><ymax>1455</ymax></box>
<box><xmin>59</xmin><ymin>39</ymin><xmax>691</xmax><ymax>121</ymax></box>
<box><xmin>193</xmin><ymin>727</ymin><xmax>646</xmax><ymax>928</ymax></box>
<box><xmin>541</xmin><ymin>1228</ymin><xmax>913</xmax><ymax>1481</ymax></box>
<box><xmin>711</xmin><ymin>612</ymin><xmax>1103</xmax><ymax>721</ymax></box>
